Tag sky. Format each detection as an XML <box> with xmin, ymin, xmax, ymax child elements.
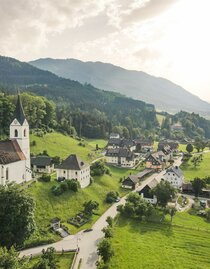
<box><xmin>0</xmin><ymin>0</ymin><xmax>210</xmax><ymax>102</ymax></box>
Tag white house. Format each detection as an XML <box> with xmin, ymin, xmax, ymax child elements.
<box><xmin>105</xmin><ymin>148</ymin><xmax>138</xmax><ymax>168</ymax></box>
<box><xmin>0</xmin><ymin>94</ymin><xmax>31</xmax><ymax>185</ymax></box>
<box><xmin>56</xmin><ymin>154</ymin><xmax>90</xmax><ymax>188</ymax></box>
<box><xmin>163</xmin><ymin>166</ymin><xmax>184</xmax><ymax>188</ymax></box>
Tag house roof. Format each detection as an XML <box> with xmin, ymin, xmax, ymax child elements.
<box><xmin>0</xmin><ymin>139</ymin><xmax>26</xmax><ymax>164</ymax></box>
<box><xmin>31</xmin><ymin>156</ymin><xmax>53</xmax><ymax>166</ymax></box>
<box><xmin>50</xmin><ymin>217</ymin><xmax>61</xmax><ymax>223</ymax></box>
<box><xmin>126</xmin><ymin>175</ymin><xmax>139</xmax><ymax>184</ymax></box>
<box><xmin>14</xmin><ymin>94</ymin><xmax>26</xmax><ymax>125</ymax></box>
<box><xmin>166</xmin><ymin>166</ymin><xmax>183</xmax><ymax>177</ymax></box>
<box><xmin>57</xmin><ymin>154</ymin><xmax>89</xmax><ymax>170</ymax></box>
<box><xmin>106</xmin><ymin>148</ymin><xmax>134</xmax><ymax>160</ymax></box>
<box><xmin>147</xmin><ymin>178</ymin><xmax>159</xmax><ymax>189</ymax></box>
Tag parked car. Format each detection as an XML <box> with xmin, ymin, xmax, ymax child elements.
<box><xmin>115</xmin><ymin>197</ymin><xmax>121</xmax><ymax>202</ymax></box>
<box><xmin>83</xmin><ymin>228</ymin><xmax>93</xmax><ymax>233</ymax></box>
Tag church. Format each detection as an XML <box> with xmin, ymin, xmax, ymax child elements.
<box><xmin>0</xmin><ymin>94</ymin><xmax>31</xmax><ymax>185</ymax></box>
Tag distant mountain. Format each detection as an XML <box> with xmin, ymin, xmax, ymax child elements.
<box><xmin>0</xmin><ymin>55</ymin><xmax>158</xmax><ymax>138</ymax></box>
<box><xmin>29</xmin><ymin>58</ymin><xmax>210</xmax><ymax>117</ymax></box>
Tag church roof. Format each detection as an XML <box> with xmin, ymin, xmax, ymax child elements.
<box><xmin>14</xmin><ymin>94</ymin><xmax>26</xmax><ymax>125</ymax></box>
<box><xmin>0</xmin><ymin>139</ymin><xmax>26</xmax><ymax>164</ymax></box>
<box><xmin>57</xmin><ymin>154</ymin><xmax>89</xmax><ymax>170</ymax></box>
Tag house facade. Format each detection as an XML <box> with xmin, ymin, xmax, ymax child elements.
<box><xmin>145</xmin><ymin>151</ymin><xmax>166</xmax><ymax>171</ymax></box>
<box><xmin>105</xmin><ymin>148</ymin><xmax>138</xmax><ymax>167</ymax></box>
<box><xmin>121</xmin><ymin>175</ymin><xmax>139</xmax><ymax>189</ymax></box>
<box><xmin>31</xmin><ymin>156</ymin><xmax>54</xmax><ymax>173</ymax></box>
<box><xmin>163</xmin><ymin>166</ymin><xmax>184</xmax><ymax>188</ymax></box>
<box><xmin>138</xmin><ymin>179</ymin><xmax>158</xmax><ymax>204</ymax></box>
<box><xmin>0</xmin><ymin>94</ymin><xmax>31</xmax><ymax>185</ymax></box>
<box><xmin>56</xmin><ymin>154</ymin><xmax>90</xmax><ymax>188</ymax></box>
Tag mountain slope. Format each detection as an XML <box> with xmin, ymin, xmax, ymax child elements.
<box><xmin>29</xmin><ymin>58</ymin><xmax>210</xmax><ymax>117</ymax></box>
<box><xmin>0</xmin><ymin>55</ymin><xmax>158</xmax><ymax>138</ymax></box>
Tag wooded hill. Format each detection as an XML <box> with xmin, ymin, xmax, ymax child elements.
<box><xmin>0</xmin><ymin>56</ymin><xmax>158</xmax><ymax>139</ymax></box>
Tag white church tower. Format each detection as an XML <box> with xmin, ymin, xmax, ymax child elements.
<box><xmin>10</xmin><ymin>93</ymin><xmax>31</xmax><ymax>181</ymax></box>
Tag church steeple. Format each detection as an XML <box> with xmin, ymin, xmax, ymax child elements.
<box><xmin>14</xmin><ymin>93</ymin><xmax>26</xmax><ymax>125</ymax></box>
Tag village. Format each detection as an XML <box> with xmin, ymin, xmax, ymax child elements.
<box><xmin>1</xmin><ymin>94</ymin><xmax>210</xmax><ymax>269</ymax></box>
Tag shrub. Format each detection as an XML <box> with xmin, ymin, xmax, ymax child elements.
<box><xmin>66</xmin><ymin>179</ymin><xmax>80</xmax><ymax>192</ymax></box>
<box><xmin>39</xmin><ymin>173</ymin><xmax>51</xmax><ymax>182</ymax></box>
<box><xmin>60</xmin><ymin>181</ymin><xmax>68</xmax><ymax>192</ymax></box>
<box><xmin>51</xmin><ymin>185</ymin><xmax>63</xmax><ymax>196</ymax></box>
<box><xmin>106</xmin><ymin>191</ymin><xmax>118</xmax><ymax>203</ymax></box>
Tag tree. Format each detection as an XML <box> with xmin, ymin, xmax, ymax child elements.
<box><xmin>97</xmin><ymin>239</ymin><xmax>114</xmax><ymax>263</ymax></box>
<box><xmin>186</xmin><ymin>143</ymin><xmax>193</xmax><ymax>154</ymax></box>
<box><xmin>105</xmin><ymin>191</ymin><xmax>118</xmax><ymax>203</ymax></box>
<box><xmin>167</xmin><ymin>207</ymin><xmax>177</xmax><ymax>223</ymax></box>
<box><xmin>102</xmin><ymin>227</ymin><xmax>113</xmax><ymax>238</ymax></box>
<box><xmin>192</xmin><ymin>177</ymin><xmax>206</xmax><ymax>197</ymax></box>
<box><xmin>106</xmin><ymin>216</ymin><xmax>113</xmax><ymax>227</ymax></box>
<box><xmin>0</xmin><ymin>183</ymin><xmax>36</xmax><ymax>248</ymax></box>
<box><xmin>0</xmin><ymin>247</ymin><xmax>19</xmax><ymax>269</ymax></box>
<box><xmin>152</xmin><ymin>181</ymin><xmax>176</xmax><ymax>207</ymax></box>
<box><xmin>83</xmin><ymin>200</ymin><xmax>99</xmax><ymax>215</ymax></box>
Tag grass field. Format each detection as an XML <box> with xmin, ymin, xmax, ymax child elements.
<box><xmin>29</xmin><ymin>252</ymin><xmax>75</xmax><ymax>269</ymax></box>
<box><xmin>30</xmin><ymin>132</ymin><xmax>107</xmax><ymax>162</ymax></box>
<box><xmin>181</xmin><ymin>152</ymin><xmax>210</xmax><ymax>180</ymax></box>
<box><xmin>25</xmin><ymin>165</ymin><xmax>135</xmax><ymax>246</ymax></box>
<box><xmin>109</xmin><ymin>213</ymin><xmax>210</xmax><ymax>269</ymax></box>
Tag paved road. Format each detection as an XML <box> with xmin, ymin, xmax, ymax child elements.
<box><xmin>20</xmin><ymin>157</ymin><xmax>182</xmax><ymax>268</ymax></box>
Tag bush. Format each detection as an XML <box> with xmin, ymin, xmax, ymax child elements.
<box><xmin>51</xmin><ymin>185</ymin><xmax>63</xmax><ymax>196</ymax></box>
<box><xmin>106</xmin><ymin>191</ymin><xmax>119</xmax><ymax>203</ymax></box>
<box><xmin>66</xmin><ymin>179</ymin><xmax>80</xmax><ymax>192</ymax></box>
<box><xmin>60</xmin><ymin>181</ymin><xmax>68</xmax><ymax>192</ymax></box>
<box><xmin>91</xmin><ymin>161</ymin><xmax>107</xmax><ymax>176</ymax></box>
<box><xmin>39</xmin><ymin>173</ymin><xmax>51</xmax><ymax>182</ymax></box>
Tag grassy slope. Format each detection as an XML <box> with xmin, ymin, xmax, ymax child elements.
<box><xmin>109</xmin><ymin>213</ymin><xmax>210</xmax><ymax>269</ymax></box>
<box><xmin>156</xmin><ymin>114</ymin><xmax>165</xmax><ymax>125</ymax></box>
<box><xmin>181</xmin><ymin>152</ymin><xmax>210</xmax><ymax>180</ymax></box>
<box><xmin>30</xmin><ymin>132</ymin><xmax>107</xmax><ymax>161</ymax></box>
<box><xmin>26</xmin><ymin>165</ymin><xmax>136</xmax><ymax>245</ymax></box>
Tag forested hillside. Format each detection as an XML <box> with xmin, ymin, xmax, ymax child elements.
<box><xmin>30</xmin><ymin>58</ymin><xmax>210</xmax><ymax>117</ymax></box>
<box><xmin>0</xmin><ymin>56</ymin><xmax>158</xmax><ymax>138</ymax></box>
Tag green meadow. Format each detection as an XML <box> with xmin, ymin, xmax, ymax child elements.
<box><xmin>25</xmin><ymin>165</ymin><xmax>134</xmax><ymax>246</ymax></box>
<box><xmin>181</xmin><ymin>152</ymin><xmax>210</xmax><ymax>180</ymax></box>
<box><xmin>109</xmin><ymin>213</ymin><xmax>210</xmax><ymax>269</ymax></box>
<box><xmin>30</xmin><ymin>132</ymin><xmax>107</xmax><ymax>162</ymax></box>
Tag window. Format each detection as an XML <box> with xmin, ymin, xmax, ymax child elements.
<box><xmin>14</xmin><ymin>129</ymin><xmax>18</xmax><ymax>137</ymax></box>
<box><xmin>24</xmin><ymin>129</ymin><xmax>26</xmax><ymax>137</ymax></box>
<box><xmin>6</xmin><ymin>168</ymin><xmax>9</xmax><ymax>180</ymax></box>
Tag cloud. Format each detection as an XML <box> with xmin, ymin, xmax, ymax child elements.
<box><xmin>121</xmin><ymin>0</ymin><xmax>179</xmax><ymax>25</ymax></box>
<box><xmin>134</xmin><ymin>48</ymin><xmax>161</xmax><ymax>62</ymax></box>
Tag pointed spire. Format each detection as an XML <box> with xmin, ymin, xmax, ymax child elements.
<box><xmin>14</xmin><ymin>92</ymin><xmax>26</xmax><ymax>125</ymax></box>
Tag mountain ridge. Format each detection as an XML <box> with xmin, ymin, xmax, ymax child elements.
<box><xmin>29</xmin><ymin>58</ymin><xmax>210</xmax><ymax>117</ymax></box>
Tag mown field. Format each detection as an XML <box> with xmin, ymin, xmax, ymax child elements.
<box><xmin>25</xmin><ymin>165</ymin><xmax>135</xmax><ymax>246</ymax></box>
<box><xmin>30</xmin><ymin>132</ymin><xmax>107</xmax><ymax>162</ymax></box>
<box><xmin>29</xmin><ymin>252</ymin><xmax>75</xmax><ymax>269</ymax></box>
<box><xmin>181</xmin><ymin>151</ymin><xmax>210</xmax><ymax>180</ymax></box>
<box><xmin>109</xmin><ymin>213</ymin><xmax>210</xmax><ymax>269</ymax></box>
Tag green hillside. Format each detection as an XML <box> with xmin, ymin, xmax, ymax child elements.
<box><xmin>109</xmin><ymin>214</ymin><xmax>210</xmax><ymax>269</ymax></box>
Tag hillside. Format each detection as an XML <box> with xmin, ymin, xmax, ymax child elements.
<box><xmin>0</xmin><ymin>56</ymin><xmax>158</xmax><ymax>138</ymax></box>
<box><xmin>30</xmin><ymin>58</ymin><xmax>210</xmax><ymax>117</ymax></box>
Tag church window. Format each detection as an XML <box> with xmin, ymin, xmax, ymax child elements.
<box><xmin>15</xmin><ymin>129</ymin><xmax>18</xmax><ymax>137</ymax></box>
<box><xmin>24</xmin><ymin>129</ymin><xmax>26</xmax><ymax>137</ymax></box>
<box><xmin>6</xmin><ymin>168</ymin><xmax>9</xmax><ymax>180</ymax></box>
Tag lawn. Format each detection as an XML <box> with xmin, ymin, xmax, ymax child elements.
<box><xmin>109</xmin><ymin>213</ymin><xmax>210</xmax><ymax>269</ymax></box>
<box><xmin>29</xmin><ymin>252</ymin><xmax>75</xmax><ymax>269</ymax></box>
<box><xmin>25</xmin><ymin>165</ymin><xmax>134</xmax><ymax>247</ymax></box>
<box><xmin>181</xmin><ymin>151</ymin><xmax>210</xmax><ymax>180</ymax></box>
<box><xmin>30</xmin><ymin>132</ymin><xmax>107</xmax><ymax>162</ymax></box>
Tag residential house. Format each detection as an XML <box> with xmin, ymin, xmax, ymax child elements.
<box><xmin>107</xmin><ymin>138</ymin><xmax>136</xmax><ymax>152</ymax></box>
<box><xmin>145</xmin><ymin>151</ymin><xmax>166</xmax><ymax>171</ymax></box>
<box><xmin>121</xmin><ymin>175</ymin><xmax>139</xmax><ymax>189</ymax></box>
<box><xmin>138</xmin><ymin>178</ymin><xmax>158</xmax><ymax>204</ymax></box>
<box><xmin>171</xmin><ymin>122</ymin><xmax>184</xmax><ymax>132</ymax></box>
<box><xmin>105</xmin><ymin>148</ymin><xmax>138</xmax><ymax>167</ymax></box>
<box><xmin>31</xmin><ymin>156</ymin><xmax>54</xmax><ymax>173</ymax></box>
<box><xmin>109</xmin><ymin>133</ymin><xmax>120</xmax><ymax>139</ymax></box>
<box><xmin>56</xmin><ymin>154</ymin><xmax>90</xmax><ymax>188</ymax></box>
<box><xmin>163</xmin><ymin>166</ymin><xmax>184</xmax><ymax>188</ymax></box>
<box><xmin>134</xmin><ymin>139</ymin><xmax>154</xmax><ymax>153</ymax></box>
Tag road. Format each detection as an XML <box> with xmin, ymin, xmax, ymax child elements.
<box><xmin>20</xmin><ymin>157</ymin><xmax>182</xmax><ymax>268</ymax></box>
